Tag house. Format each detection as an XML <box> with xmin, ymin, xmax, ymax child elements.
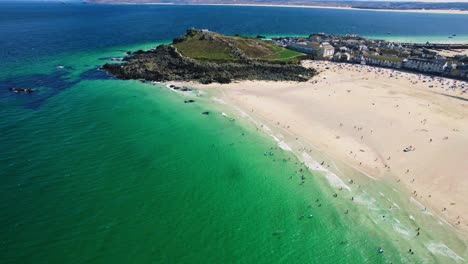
<box><xmin>333</xmin><ymin>52</ymin><xmax>351</xmax><ymax>62</ymax></box>
<box><xmin>321</xmin><ymin>42</ymin><xmax>335</xmax><ymax>58</ymax></box>
<box><xmin>339</xmin><ymin>46</ymin><xmax>349</xmax><ymax>53</ymax></box>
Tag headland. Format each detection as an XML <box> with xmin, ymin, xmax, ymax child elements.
<box><xmin>103</xmin><ymin>29</ymin><xmax>316</xmax><ymax>84</ymax></box>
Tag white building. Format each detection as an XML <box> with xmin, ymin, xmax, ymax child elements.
<box><xmin>403</xmin><ymin>57</ymin><xmax>448</xmax><ymax>73</ymax></box>
<box><xmin>288</xmin><ymin>41</ymin><xmax>335</xmax><ymax>59</ymax></box>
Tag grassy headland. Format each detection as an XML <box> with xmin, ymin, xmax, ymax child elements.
<box><xmin>103</xmin><ymin>29</ymin><xmax>315</xmax><ymax>83</ymax></box>
<box><xmin>173</xmin><ymin>31</ymin><xmax>303</xmax><ymax>62</ymax></box>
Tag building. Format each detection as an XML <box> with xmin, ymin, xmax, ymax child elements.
<box><xmin>403</xmin><ymin>57</ymin><xmax>448</xmax><ymax>73</ymax></box>
<box><xmin>339</xmin><ymin>46</ymin><xmax>349</xmax><ymax>53</ymax></box>
<box><xmin>333</xmin><ymin>52</ymin><xmax>351</xmax><ymax>62</ymax></box>
<box><xmin>362</xmin><ymin>55</ymin><xmax>403</xmax><ymax>68</ymax></box>
<box><xmin>287</xmin><ymin>41</ymin><xmax>334</xmax><ymax>59</ymax></box>
<box><xmin>321</xmin><ymin>42</ymin><xmax>335</xmax><ymax>58</ymax></box>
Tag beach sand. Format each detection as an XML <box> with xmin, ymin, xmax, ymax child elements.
<box><xmin>186</xmin><ymin>61</ymin><xmax>468</xmax><ymax>234</ymax></box>
<box><xmin>109</xmin><ymin>3</ymin><xmax>468</xmax><ymax>15</ymax></box>
<box><xmin>192</xmin><ymin>4</ymin><xmax>468</xmax><ymax>15</ymax></box>
<box><xmin>429</xmin><ymin>49</ymin><xmax>468</xmax><ymax>57</ymax></box>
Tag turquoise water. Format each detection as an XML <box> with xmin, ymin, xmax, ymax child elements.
<box><xmin>1</xmin><ymin>2</ymin><xmax>468</xmax><ymax>263</ymax></box>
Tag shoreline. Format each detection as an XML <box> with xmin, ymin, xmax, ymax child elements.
<box><xmin>167</xmin><ymin>78</ymin><xmax>468</xmax><ymax>261</ymax></box>
<box><xmin>198</xmin><ymin>3</ymin><xmax>468</xmax><ymax>15</ymax></box>
<box><xmin>96</xmin><ymin>2</ymin><xmax>468</xmax><ymax>15</ymax></box>
<box><xmin>180</xmin><ymin>61</ymin><xmax>468</xmax><ymax>237</ymax></box>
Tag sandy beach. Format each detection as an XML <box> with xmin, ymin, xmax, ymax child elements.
<box><xmin>208</xmin><ymin>4</ymin><xmax>468</xmax><ymax>15</ymax></box>
<box><xmin>114</xmin><ymin>3</ymin><xmax>468</xmax><ymax>15</ymax></box>
<box><xmin>187</xmin><ymin>61</ymin><xmax>468</xmax><ymax>234</ymax></box>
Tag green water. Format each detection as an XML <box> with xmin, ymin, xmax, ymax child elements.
<box><xmin>2</xmin><ymin>2</ymin><xmax>468</xmax><ymax>262</ymax></box>
<box><xmin>1</xmin><ymin>81</ymin><xmax>387</xmax><ymax>263</ymax></box>
<box><xmin>1</xmin><ymin>43</ymin><xmax>466</xmax><ymax>263</ymax></box>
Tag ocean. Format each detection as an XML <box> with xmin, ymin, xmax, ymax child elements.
<box><xmin>1</xmin><ymin>2</ymin><xmax>467</xmax><ymax>263</ymax></box>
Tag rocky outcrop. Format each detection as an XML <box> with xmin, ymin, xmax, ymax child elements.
<box><xmin>103</xmin><ymin>45</ymin><xmax>315</xmax><ymax>84</ymax></box>
<box><xmin>103</xmin><ymin>30</ymin><xmax>316</xmax><ymax>84</ymax></box>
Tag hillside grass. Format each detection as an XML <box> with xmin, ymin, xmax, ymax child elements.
<box><xmin>173</xmin><ymin>40</ymin><xmax>235</xmax><ymax>60</ymax></box>
<box><xmin>173</xmin><ymin>34</ymin><xmax>303</xmax><ymax>62</ymax></box>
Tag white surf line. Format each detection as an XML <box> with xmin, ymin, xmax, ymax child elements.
<box><xmin>211</xmin><ymin>96</ymin><xmax>227</xmax><ymax>105</ymax></box>
<box><xmin>410</xmin><ymin>197</ymin><xmax>434</xmax><ymax>216</ymax></box>
<box><xmin>346</xmin><ymin>162</ymin><xmax>378</xmax><ymax>180</ymax></box>
<box><xmin>163</xmin><ymin>83</ymin><xmax>197</xmax><ymax>96</ymax></box>
<box><xmin>426</xmin><ymin>242</ymin><xmax>465</xmax><ymax>263</ymax></box>
<box><xmin>353</xmin><ymin>191</ymin><xmax>381</xmax><ymax>211</ymax></box>
<box><xmin>437</xmin><ymin>215</ymin><xmax>453</xmax><ymax>227</ymax></box>
<box><xmin>392</xmin><ymin>221</ymin><xmax>416</xmax><ymax>238</ymax></box>
<box><xmin>301</xmin><ymin>152</ymin><xmax>351</xmax><ymax>191</ymax></box>
<box><xmin>263</xmin><ymin>105</ymin><xmax>379</xmax><ymax>182</ymax></box>
<box><xmin>214</xmin><ymin>94</ymin><xmax>294</xmax><ymax>153</ymax></box>
<box><xmin>277</xmin><ymin>140</ymin><xmax>293</xmax><ymax>152</ymax></box>
<box><xmin>229</xmin><ymin>105</ymin><xmax>365</xmax><ymax>191</ymax></box>
<box><xmin>385</xmin><ymin>198</ymin><xmax>401</xmax><ymax>211</ymax></box>
<box><xmin>217</xmin><ymin>94</ymin><xmax>352</xmax><ymax>191</ymax></box>
<box><xmin>411</xmin><ymin>197</ymin><xmax>458</xmax><ymax>231</ymax></box>
<box><xmin>213</xmin><ymin>88</ymin><xmax>377</xmax><ymax>192</ymax></box>
<box><xmin>329</xmin><ymin>159</ymin><xmax>343</xmax><ymax>174</ymax></box>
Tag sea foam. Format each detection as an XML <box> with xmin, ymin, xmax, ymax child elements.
<box><xmin>426</xmin><ymin>242</ymin><xmax>465</xmax><ymax>262</ymax></box>
<box><xmin>301</xmin><ymin>152</ymin><xmax>351</xmax><ymax>191</ymax></box>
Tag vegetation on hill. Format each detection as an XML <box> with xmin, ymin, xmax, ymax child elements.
<box><xmin>103</xmin><ymin>29</ymin><xmax>316</xmax><ymax>84</ymax></box>
<box><xmin>173</xmin><ymin>29</ymin><xmax>304</xmax><ymax>62</ymax></box>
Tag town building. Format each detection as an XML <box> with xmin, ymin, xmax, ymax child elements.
<box><xmin>287</xmin><ymin>41</ymin><xmax>335</xmax><ymax>59</ymax></box>
<box><xmin>403</xmin><ymin>57</ymin><xmax>448</xmax><ymax>73</ymax></box>
<box><xmin>274</xmin><ymin>33</ymin><xmax>468</xmax><ymax>80</ymax></box>
<box><xmin>362</xmin><ymin>55</ymin><xmax>403</xmax><ymax>68</ymax></box>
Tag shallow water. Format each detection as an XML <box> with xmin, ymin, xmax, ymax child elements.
<box><xmin>201</xmin><ymin>86</ymin><xmax>468</xmax><ymax>263</ymax></box>
<box><xmin>1</xmin><ymin>2</ymin><xmax>467</xmax><ymax>263</ymax></box>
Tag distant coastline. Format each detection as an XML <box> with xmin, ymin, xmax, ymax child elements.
<box><xmin>200</xmin><ymin>3</ymin><xmax>468</xmax><ymax>15</ymax></box>
<box><xmin>84</xmin><ymin>1</ymin><xmax>468</xmax><ymax>14</ymax></box>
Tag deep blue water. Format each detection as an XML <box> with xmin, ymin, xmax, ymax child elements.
<box><xmin>1</xmin><ymin>2</ymin><xmax>468</xmax><ymax>68</ymax></box>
